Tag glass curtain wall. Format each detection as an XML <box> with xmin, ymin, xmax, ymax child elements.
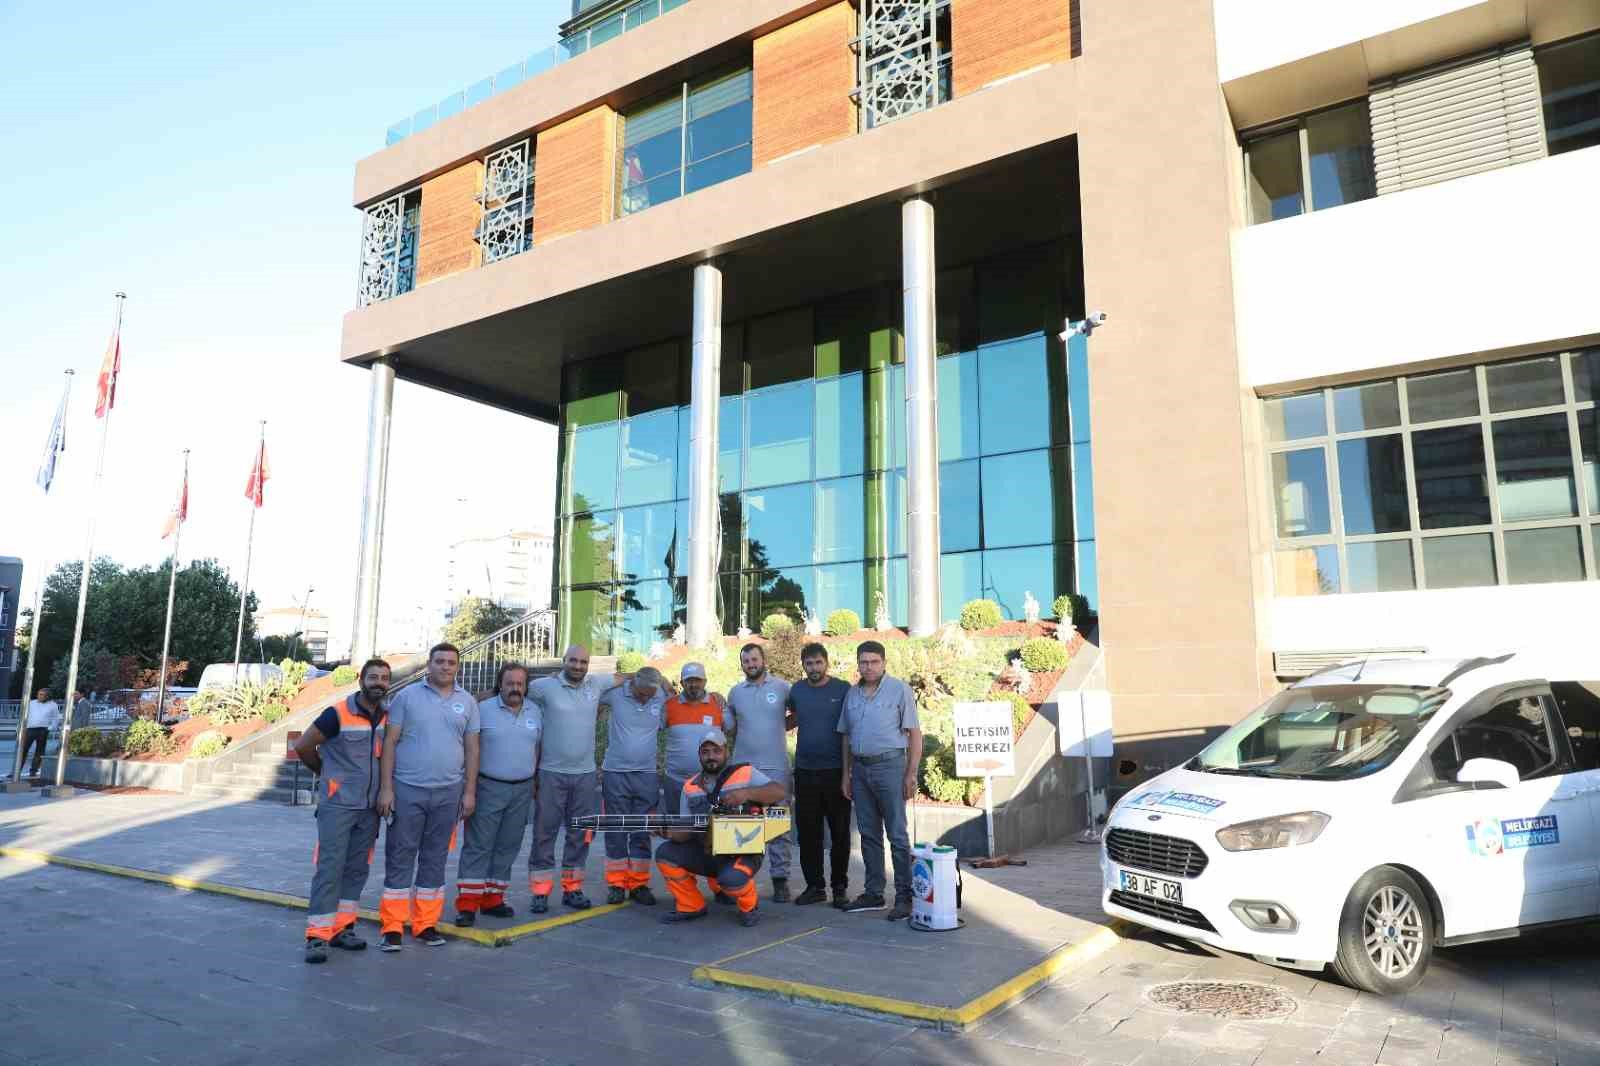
<box><xmin>557</xmin><ymin>241</ymin><xmax>1088</xmax><ymax>652</ymax></box>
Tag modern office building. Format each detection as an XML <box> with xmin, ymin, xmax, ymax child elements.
<box><xmin>344</xmin><ymin>0</ymin><xmax>1600</xmax><ymax>775</ymax></box>
<box><xmin>256</xmin><ymin>604</ymin><xmax>330</xmax><ymax>662</ymax></box>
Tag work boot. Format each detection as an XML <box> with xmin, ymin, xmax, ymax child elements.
<box><xmin>793</xmin><ymin>885</ymin><xmax>828</xmax><ymax>906</ymax></box>
<box><xmin>455</xmin><ymin>911</ymin><xmax>476</xmax><ymax>927</ymax></box>
<box><xmin>330</xmin><ymin>929</ymin><xmax>366</xmax><ymax>951</ymax></box>
<box><xmin>886</xmin><ymin>896</ymin><xmax>913</xmax><ymax>922</ymax></box>
<box><xmin>530</xmin><ymin>894</ymin><xmax>549</xmax><ymax>914</ymax></box>
<box><xmin>304</xmin><ymin>939</ymin><xmax>328</xmax><ymax>965</ymax></box>
<box><xmin>415</xmin><ymin>928</ymin><xmax>447</xmax><ymax>947</ymax></box>
<box><xmin>660</xmin><ymin>908</ymin><xmax>708</xmax><ymax>924</ymax></box>
<box><xmin>714</xmin><ymin>890</ymin><xmax>736</xmax><ymax>906</ymax></box>
<box><xmin>770</xmin><ymin>878</ymin><xmax>790</xmax><ymax>904</ymax></box>
<box><xmin>563</xmin><ymin>890</ymin><xmax>593</xmax><ymax>911</ymax></box>
<box><xmin>606</xmin><ymin>886</ymin><xmax>627</xmax><ymax>905</ymax></box>
<box><xmin>739</xmin><ymin>907</ymin><xmax>762</xmax><ymax>928</ymax></box>
<box><xmin>380</xmin><ymin>932</ymin><xmax>403</xmax><ymax>953</ymax></box>
<box><xmin>482</xmin><ymin>903</ymin><xmax>515</xmax><ymax>918</ymax></box>
<box><xmin>629</xmin><ymin>885</ymin><xmax>657</xmax><ymax>906</ymax></box>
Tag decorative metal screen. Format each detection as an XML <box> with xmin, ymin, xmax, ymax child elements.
<box><xmin>478</xmin><ymin>140</ymin><xmax>534</xmax><ymax>264</ymax></box>
<box><xmin>357</xmin><ymin>190</ymin><xmax>420</xmax><ymax>305</ymax></box>
<box><xmin>856</xmin><ymin>0</ymin><xmax>946</xmax><ymax>129</ymax></box>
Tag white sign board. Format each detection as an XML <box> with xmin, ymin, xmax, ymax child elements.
<box><xmin>954</xmin><ymin>701</ymin><xmax>1016</xmax><ymax>778</ymax></box>
<box><xmin>1059</xmin><ymin>689</ymin><xmax>1114</xmax><ymax>758</ymax></box>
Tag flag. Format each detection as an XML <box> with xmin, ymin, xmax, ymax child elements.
<box><xmin>161</xmin><ymin>469</ymin><xmax>188</xmax><ymax>539</ymax></box>
<box><xmin>245</xmin><ymin>439</ymin><xmax>270</xmax><ymax>507</ymax></box>
<box><xmin>35</xmin><ymin>385</ymin><xmax>69</xmax><ymax>492</ymax></box>
<box><xmin>95</xmin><ymin>324</ymin><xmax>121</xmax><ymax>418</ymax></box>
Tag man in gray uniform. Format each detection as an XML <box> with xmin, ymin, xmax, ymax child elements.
<box><xmin>455</xmin><ymin>662</ymin><xmax>539</xmax><ymax>926</ymax></box>
<box><xmin>294</xmin><ymin>658</ymin><xmax>391</xmax><ymax>964</ymax></box>
<box><xmin>600</xmin><ymin>667</ymin><xmax>668</xmax><ymax>905</ymax></box>
<box><xmin>527</xmin><ymin>644</ymin><xmax>619</xmax><ymax>912</ymax></box>
<box><xmin>839</xmin><ymin>640</ymin><xmax>923</xmax><ymax>920</ymax></box>
<box><xmin>725</xmin><ymin>642</ymin><xmax>793</xmax><ymax>902</ymax></box>
<box><xmin>376</xmin><ymin>643</ymin><xmax>481</xmax><ymax>950</ymax></box>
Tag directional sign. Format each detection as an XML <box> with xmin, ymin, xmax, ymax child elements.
<box><xmin>954</xmin><ymin>701</ymin><xmax>1015</xmax><ymax>779</ymax></box>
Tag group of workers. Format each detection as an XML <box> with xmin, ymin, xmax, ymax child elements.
<box><xmin>295</xmin><ymin>638</ymin><xmax>923</xmax><ymax>963</ymax></box>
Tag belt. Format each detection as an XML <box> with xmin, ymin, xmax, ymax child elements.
<box><xmin>852</xmin><ymin>750</ymin><xmax>905</xmax><ymax>765</ymax></box>
<box><xmin>478</xmin><ymin>772</ymin><xmax>534</xmax><ymax>786</ymax></box>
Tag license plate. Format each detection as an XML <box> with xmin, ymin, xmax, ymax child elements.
<box><xmin>1118</xmin><ymin>869</ymin><xmax>1183</xmax><ymax>905</ymax></box>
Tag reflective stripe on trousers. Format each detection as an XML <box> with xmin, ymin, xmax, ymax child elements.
<box><xmin>306</xmin><ymin>803</ymin><xmax>379</xmax><ymax>941</ymax></box>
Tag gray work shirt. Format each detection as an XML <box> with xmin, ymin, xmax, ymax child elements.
<box><xmin>601</xmin><ymin>686</ymin><xmax>666</xmax><ymax>773</ymax></box>
<box><xmin>528</xmin><ymin>672</ymin><xmax>614</xmax><ymax>775</ymax></box>
<box><xmin>726</xmin><ymin>674</ymin><xmax>792</xmax><ymax>777</ymax></box>
<box><xmin>476</xmin><ymin>696</ymin><xmax>541</xmax><ymax>782</ymax></box>
<box><xmin>838</xmin><ymin>675</ymin><xmax>920</xmax><ymax>757</ymax></box>
<box><xmin>387</xmin><ymin>682</ymin><xmax>480</xmax><ymax>789</ymax></box>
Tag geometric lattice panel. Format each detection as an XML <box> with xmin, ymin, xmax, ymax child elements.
<box><xmin>478</xmin><ymin>139</ymin><xmax>534</xmax><ymax>264</ymax></box>
<box><xmin>858</xmin><ymin>0</ymin><xmax>942</xmax><ymax>129</ymax></box>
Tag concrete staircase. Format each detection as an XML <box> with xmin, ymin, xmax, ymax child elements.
<box><xmin>192</xmin><ymin>747</ymin><xmax>315</xmax><ymax>804</ymax></box>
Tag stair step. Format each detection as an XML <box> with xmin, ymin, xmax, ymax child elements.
<box><xmin>219</xmin><ymin>762</ymin><xmax>306</xmax><ymax>785</ymax></box>
<box><xmin>193</xmin><ymin>783</ymin><xmax>302</xmax><ymax>804</ymax></box>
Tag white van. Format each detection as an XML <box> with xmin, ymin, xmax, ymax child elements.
<box><xmin>196</xmin><ymin>662</ymin><xmax>283</xmax><ymax>693</ymax></box>
<box><xmin>1101</xmin><ymin>653</ymin><xmax>1600</xmax><ymax>994</ymax></box>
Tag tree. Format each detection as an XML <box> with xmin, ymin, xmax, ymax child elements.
<box><xmin>32</xmin><ymin>557</ymin><xmax>257</xmax><ymax>689</ymax></box>
<box><xmin>442</xmin><ymin>597</ymin><xmax>518</xmax><ymax>653</ymax></box>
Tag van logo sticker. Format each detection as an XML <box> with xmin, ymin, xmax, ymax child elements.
<box><xmin>1132</xmin><ymin>790</ymin><xmax>1226</xmax><ymax>815</ymax></box>
<box><xmin>1466</xmin><ymin>815</ymin><xmax>1559</xmax><ymax>856</ymax></box>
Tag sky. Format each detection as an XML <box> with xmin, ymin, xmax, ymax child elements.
<box><xmin>0</xmin><ymin>0</ymin><xmax>577</xmax><ymax>657</ymax></box>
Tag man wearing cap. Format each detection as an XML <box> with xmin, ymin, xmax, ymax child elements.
<box><xmin>526</xmin><ymin>644</ymin><xmax>621</xmax><ymax>913</ymax></box>
<box><xmin>655</xmin><ymin>728</ymin><xmax>786</xmax><ymax>927</ymax></box>
<box><xmin>724</xmin><ymin>643</ymin><xmax>793</xmax><ymax>902</ymax></box>
<box><xmin>660</xmin><ymin>662</ymin><xmax>729</xmax><ymax>820</ymax></box>
<box><xmin>454</xmin><ymin>662</ymin><xmax>539</xmax><ymax>926</ymax></box>
<box><xmin>600</xmin><ymin>667</ymin><xmax>669</xmax><ymax>905</ymax></box>
<box><xmin>839</xmin><ymin>640</ymin><xmax>922</xmax><ymax>921</ymax></box>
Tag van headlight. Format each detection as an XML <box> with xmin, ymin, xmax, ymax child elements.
<box><xmin>1215</xmin><ymin>812</ymin><xmax>1330</xmax><ymax>852</ymax></box>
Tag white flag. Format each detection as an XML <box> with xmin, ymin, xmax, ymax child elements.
<box><xmin>35</xmin><ymin>384</ymin><xmax>69</xmax><ymax>493</ymax></box>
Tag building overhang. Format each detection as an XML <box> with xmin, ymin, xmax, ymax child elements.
<box><xmin>340</xmin><ymin>60</ymin><xmax>1082</xmax><ymax>422</ymax></box>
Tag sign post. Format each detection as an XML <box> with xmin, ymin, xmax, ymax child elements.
<box><xmin>1059</xmin><ymin>689</ymin><xmax>1114</xmax><ymax>843</ymax></box>
<box><xmin>953</xmin><ymin>701</ymin><xmax>1016</xmax><ymax>858</ymax></box>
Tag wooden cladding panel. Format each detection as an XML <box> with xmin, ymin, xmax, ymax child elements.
<box><xmin>951</xmin><ymin>0</ymin><xmax>1073</xmax><ymax>99</ymax></box>
<box><xmin>534</xmin><ymin>106</ymin><xmax>619</xmax><ymax>244</ymax></box>
<box><xmin>416</xmin><ymin>161</ymin><xmax>484</xmax><ymax>287</ymax></box>
<box><xmin>753</xmin><ymin>2</ymin><xmax>857</xmax><ymax>167</ymax></box>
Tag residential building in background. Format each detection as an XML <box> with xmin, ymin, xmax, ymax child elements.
<box><xmin>343</xmin><ymin>0</ymin><xmax>1600</xmax><ymax>782</ymax></box>
<box><xmin>255</xmin><ymin>604</ymin><xmax>330</xmax><ymax>661</ymax></box>
<box><xmin>0</xmin><ymin>557</ymin><xmax>21</xmax><ymax>700</ymax></box>
<box><xmin>445</xmin><ymin>529</ymin><xmax>554</xmax><ymax>615</ymax></box>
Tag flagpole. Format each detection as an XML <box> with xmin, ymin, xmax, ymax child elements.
<box><xmin>232</xmin><ymin>421</ymin><xmax>265</xmax><ymax>681</ymax></box>
<box><xmin>55</xmin><ymin>293</ymin><xmax>125</xmax><ymax>792</ymax></box>
<box><xmin>155</xmin><ymin>449</ymin><xmax>189</xmax><ymax>723</ymax></box>
<box><xmin>11</xmin><ymin>371</ymin><xmax>74</xmax><ymax>785</ymax></box>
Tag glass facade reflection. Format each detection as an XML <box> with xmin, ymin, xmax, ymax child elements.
<box><xmin>556</xmin><ymin>242</ymin><xmax>1093</xmax><ymax>651</ymax></box>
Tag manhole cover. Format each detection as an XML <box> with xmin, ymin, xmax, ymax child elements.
<box><xmin>1144</xmin><ymin>981</ymin><xmax>1298</xmax><ymax>1020</ymax></box>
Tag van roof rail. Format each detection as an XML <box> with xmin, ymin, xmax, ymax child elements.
<box><xmin>1436</xmin><ymin>653</ymin><xmax>1515</xmax><ymax>689</ymax></box>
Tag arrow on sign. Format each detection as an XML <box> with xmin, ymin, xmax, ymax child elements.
<box><xmin>967</xmin><ymin>757</ymin><xmax>1008</xmax><ymax>772</ymax></box>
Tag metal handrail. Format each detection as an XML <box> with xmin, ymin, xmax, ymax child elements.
<box><xmin>388</xmin><ymin>607</ymin><xmax>557</xmax><ymax>697</ymax></box>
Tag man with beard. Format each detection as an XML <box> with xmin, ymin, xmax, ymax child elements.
<box><xmin>724</xmin><ymin>643</ymin><xmax>793</xmax><ymax>901</ymax></box>
<box><xmin>295</xmin><ymin>658</ymin><xmax>392</xmax><ymax>964</ymax></box>
<box><xmin>454</xmin><ymin>662</ymin><xmax>539</xmax><ymax>926</ymax></box>
<box><xmin>785</xmin><ymin>643</ymin><xmax>852</xmax><ymax>908</ymax></box>
<box><xmin>660</xmin><ymin>662</ymin><xmax>728</xmax><ymax>821</ymax></box>
<box><xmin>654</xmin><ymin>729</ymin><xmax>786</xmax><ymax>927</ymax></box>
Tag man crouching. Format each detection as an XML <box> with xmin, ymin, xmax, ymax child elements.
<box><xmin>654</xmin><ymin>728</ymin><xmax>784</xmax><ymax>928</ymax></box>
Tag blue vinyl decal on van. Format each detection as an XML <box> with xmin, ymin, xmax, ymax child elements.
<box><xmin>1132</xmin><ymin>790</ymin><xmax>1226</xmax><ymax>815</ymax></box>
<box><xmin>1465</xmin><ymin>815</ymin><xmax>1559</xmax><ymax>857</ymax></box>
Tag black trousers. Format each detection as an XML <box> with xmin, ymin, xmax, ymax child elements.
<box><xmin>794</xmin><ymin>767</ymin><xmax>852</xmax><ymax>891</ymax></box>
<box><xmin>20</xmin><ymin>728</ymin><xmax>48</xmax><ymax>774</ymax></box>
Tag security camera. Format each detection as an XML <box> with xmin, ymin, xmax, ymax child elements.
<box><xmin>1060</xmin><ymin>310</ymin><xmax>1108</xmax><ymax>340</ymax></box>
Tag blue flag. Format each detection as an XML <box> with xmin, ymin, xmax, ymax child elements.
<box><xmin>35</xmin><ymin>385</ymin><xmax>68</xmax><ymax>493</ymax></box>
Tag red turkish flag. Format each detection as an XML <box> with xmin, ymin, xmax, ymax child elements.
<box><xmin>95</xmin><ymin>325</ymin><xmax>121</xmax><ymax>418</ymax></box>
<box><xmin>245</xmin><ymin>440</ymin><xmax>270</xmax><ymax>508</ymax></box>
<box><xmin>161</xmin><ymin>470</ymin><xmax>188</xmax><ymax>539</ymax></box>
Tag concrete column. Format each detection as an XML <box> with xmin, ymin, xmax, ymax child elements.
<box><xmin>685</xmin><ymin>262</ymin><xmax>723</xmax><ymax>647</ymax></box>
<box><xmin>902</xmin><ymin>197</ymin><xmax>941</xmax><ymax>636</ymax></box>
<box><xmin>351</xmin><ymin>357</ymin><xmax>395</xmax><ymax>663</ymax></box>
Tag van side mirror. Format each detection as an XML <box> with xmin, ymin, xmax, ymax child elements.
<box><xmin>1457</xmin><ymin>757</ymin><xmax>1519</xmax><ymax>790</ymax></box>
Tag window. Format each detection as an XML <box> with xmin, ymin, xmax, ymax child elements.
<box><xmin>356</xmin><ymin>188</ymin><xmax>421</xmax><ymax>305</ymax></box>
<box><xmin>1536</xmin><ymin>32</ymin><xmax>1600</xmax><ymax>156</ymax></box>
<box><xmin>1265</xmin><ymin>349</ymin><xmax>1600</xmax><ymax>595</ymax></box>
<box><xmin>619</xmin><ymin>68</ymin><xmax>752</xmax><ymax>216</ymax></box>
<box><xmin>1430</xmin><ymin>696</ymin><xmax>1562</xmax><ymax>783</ymax></box>
<box><xmin>1244</xmin><ymin>100</ymin><xmax>1374</xmax><ymax>225</ymax></box>
<box><xmin>1551</xmin><ymin>681</ymin><xmax>1600</xmax><ymax>771</ymax></box>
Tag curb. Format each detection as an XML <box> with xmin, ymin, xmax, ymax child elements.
<box><xmin>692</xmin><ymin>918</ymin><xmax>1130</xmax><ymax>1030</ymax></box>
<box><xmin>0</xmin><ymin>846</ymin><xmax>625</xmax><ymax>946</ymax></box>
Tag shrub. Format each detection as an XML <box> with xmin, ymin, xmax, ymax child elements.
<box><xmin>615</xmin><ymin>651</ymin><xmax>648</xmax><ymax>674</ymax></box>
<box><xmin>999</xmin><ymin>690</ymin><xmax>1032</xmax><ymax>738</ymax></box>
<box><xmin>123</xmin><ymin>718</ymin><xmax>169</xmax><ymax>756</ymax></box>
<box><xmin>278</xmin><ymin>659</ymin><xmax>311</xmax><ymax>690</ymax></box>
<box><xmin>188</xmin><ymin>730</ymin><xmax>231</xmax><ymax>760</ymax></box>
<box><xmin>98</xmin><ymin>731</ymin><xmax>125</xmax><ymax>757</ymax></box>
<box><xmin>331</xmin><ymin>665</ymin><xmax>359</xmax><ymax>686</ymax></box>
<box><xmin>759</xmin><ymin>612</ymin><xmax>795</xmax><ymax>639</ymax></box>
<box><xmin>1052</xmin><ymin>593</ymin><xmax>1091</xmax><ymax>627</ymax></box>
<box><xmin>824</xmin><ymin>609</ymin><xmax>861</xmax><ymax>637</ymax></box>
<box><xmin>67</xmin><ymin>728</ymin><xmax>102</xmax><ymax>757</ymax></box>
<box><xmin>260</xmin><ymin>703</ymin><xmax>289</xmax><ymax>725</ymax></box>
<box><xmin>958</xmin><ymin>599</ymin><xmax>1002</xmax><ymax>632</ymax></box>
<box><xmin>764</xmin><ymin>627</ymin><xmax>806</xmax><ymax>682</ymax></box>
<box><xmin>937</xmin><ymin>663</ymin><xmax>996</xmax><ymax>703</ymax></box>
<box><xmin>1020</xmin><ymin>637</ymin><xmax>1069</xmax><ymax>673</ymax></box>
<box><xmin>199</xmin><ymin>680</ymin><xmax>298</xmax><ymax>725</ymax></box>
<box><xmin>921</xmin><ymin>752</ymin><xmax>969</xmax><ymax>805</ymax></box>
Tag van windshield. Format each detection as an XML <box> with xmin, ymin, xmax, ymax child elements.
<box><xmin>1188</xmin><ymin>685</ymin><xmax>1449</xmax><ymax>781</ymax></box>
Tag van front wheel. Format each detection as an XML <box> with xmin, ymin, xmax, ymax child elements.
<box><xmin>1332</xmin><ymin>867</ymin><xmax>1433</xmax><ymax>995</ymax></box>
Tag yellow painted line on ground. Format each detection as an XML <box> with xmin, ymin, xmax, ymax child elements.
<box><xmin>706</xmin><ymin>925</ymin><xmax>826</xmax><ymax>968</ymax></box>
<box><xmin>692</xmin><ymin>918</ymin><xmax>1131</xmax><ymax>1029</ymax></box>
<box><xmin>0</xmin><ymin>846</ymin><xmax>623</xmax><ymax>946</ymax></box>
